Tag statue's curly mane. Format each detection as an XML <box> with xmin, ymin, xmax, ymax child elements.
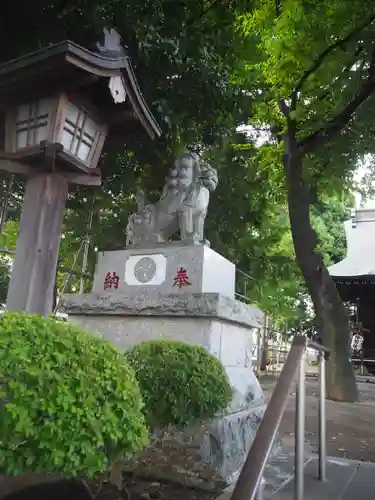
<box><xmin>161</xmin><ymin>152</ymin><xmax>200</xmax><ymax>198</ymax></box>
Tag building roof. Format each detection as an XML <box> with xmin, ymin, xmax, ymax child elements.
<box><xmin>0</xmin><ymin>29</ymin><xmax>162</xmax><ymax>140</ymax></box>
<box><xmin>328</xmin><ymin>207</ymin><xmax>375</xmax><ymax>279</ymax></box>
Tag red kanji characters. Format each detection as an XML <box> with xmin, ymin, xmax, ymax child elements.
<box><xmin>172</xmin><ymin>267</ymin><xmax>191</xmax><ymax>289</ymax></box>
<box><xmin>104</xmin><ymin>271</ymin><xmax>119</xmax><ymax>290</ymax></box>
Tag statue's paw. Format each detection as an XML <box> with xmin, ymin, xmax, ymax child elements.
<box><xmin>202</xmin><ymin>239</ymin><xmax>211</xmax><ymax>247</ymax></box>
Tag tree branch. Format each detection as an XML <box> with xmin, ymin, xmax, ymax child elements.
<box><xmin>275</xmin><ymin>0</ymin><xmax>281</xmax><ymax>17</ymax></box>
<box><xmin>298</xmin><ymin>82</ymin><xmax>375</xmax><ymax>155</ymax></box>
<box><xmin>294</xmin><ymin>15</ymin><xmax>375</xmax><ymax>95</ymax></box>
<box><xmin>298</xmin><ymin>42</ymin><xmax>375</xmax><ymax>156</ymax></box>
<box><xmin>301</xmin><ymin>43</ymin><xmax>365</xmax><ymax>112</ymax></box>
<box><xmin>278</xmin><ymin>98</ymin><xmax>289</xmax><ymax>117</ymax></box>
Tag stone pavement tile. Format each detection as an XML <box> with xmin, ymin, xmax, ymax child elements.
<box><xmin>268</xmin><ymin>457</ymin><xmax>359</xmax><ymax>499</ymax></box>
<box><xmin>263</xmin><ymin>451</ymin><xmax>312</xmax><ymax>498</ymax></box>
<box><xmin>214</xmin><ymin>450</ymin><xmax>312</xmax><ymax>500</ymax></box>
<box><xmin>342</xmin><ymin>461</ymin><xmax>375</xmax><ymax>500</ymax></box>
<box><xmin>214</xmin><ymin>455</ymin><xmax>375</xmax><ymax>500</ymax></box>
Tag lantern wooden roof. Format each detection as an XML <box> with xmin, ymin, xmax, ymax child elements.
<box><xmin>0</xmin><ymin>29</ymin><xmax>162</xmax><ymax>141</ymax></box>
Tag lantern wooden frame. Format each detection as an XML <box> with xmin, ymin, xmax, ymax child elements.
<box><xmin>2</xmin><ymin>28</ymin><xmax>162</xmax><ymax>317</ymax></box>
<box><xmin>0</xmin><ymin>28</ymin><xmax>162</xmax><ymax>185</ymax></box>
<box><xmin>4</xmin><ymin>94</ymin><xmax>108</xmax><ymax>174</ymax></box>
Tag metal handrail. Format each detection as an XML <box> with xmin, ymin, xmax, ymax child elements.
<box><xmin>235</xmin><ymin>292</ymin><xmax>250</xmax><ymax>303</ymax></box>
<box><xmin>352</xmin><ymin>348</ymin><xmax>375</xmax><ymax>375</ymax></box>
<box><xmin>230</xmin><ymin>335</ymin><xmax>329</xmax><ymax>500</ymax></box>
<box><xmin>307</xmin><ymin>339</ymin><xmax>329</xmax><ymax>354</ymax></box>
<box><xmin>236</xmin><ymin>268</ymin><xmax>255</xmax><ymax>280</ymax></box>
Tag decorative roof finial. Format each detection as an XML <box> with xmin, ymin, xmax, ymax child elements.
<box><xmin>97</xmin><ymin>28</ymin><xmax>126</xmax><ymax>58</ymax></box>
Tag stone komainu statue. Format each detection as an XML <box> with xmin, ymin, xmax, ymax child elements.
<box><xmin>126</xmin><ymin>152</ymin><xmax>218</xmax><ymax>246</ymax></box>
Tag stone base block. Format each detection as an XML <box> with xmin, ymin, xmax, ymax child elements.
<box><xmin>120</xmin><ymin>404</ymin><xmax>277</xmax><ymax>490</ymax></box>
<box><xmin>60</xmin><ymin>292</ymin><xmax>265</xmax><ymax>411</ymax></box>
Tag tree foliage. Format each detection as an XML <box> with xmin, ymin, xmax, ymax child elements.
<box><xmin>232</xmin><ymin>0</ymin><xmax>375</xmax><ymax>401</ymax></box>
<box><xmin>0</xmin><ymin>0</ymin><xmax>369</xmax><ymax>400</ymax></box>
<box><xmin>203</xmin><ymin>132</ymin><xmax>351</xmax><ymax>324</ymax></box>
<box><xmin>0</xmin><ymin>0</ymin><xmax>253</xmax><ymax>298</ymax></box>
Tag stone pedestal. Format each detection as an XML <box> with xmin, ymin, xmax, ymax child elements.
<box><xmin>60</xmin><ymin>245</ymin><xmax>274</xmax><ymax>489</ymax></box>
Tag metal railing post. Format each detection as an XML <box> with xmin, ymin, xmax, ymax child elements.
<box><xmin>230</xmin><ymin>336</ymin><xmax>307</xmax><ymax>500</ymax></box>
<box><xmin>256</xmin><ymin>328</ymin><xmax>262</xmax><ymax>378</ymax></box>
<box><xmin>295</xmin><ymin>353</ymin><xmax>305</xmax><ymax>500</ymax></box>
<box><xmin>229</xmin><ymin>337</ymin><xmax>329</xmax><ymax>500</ymax></box>
<box><xmin>318</xmin><ymin>352</ymin><xmax>326</xmax><ymax>481</ymax></box>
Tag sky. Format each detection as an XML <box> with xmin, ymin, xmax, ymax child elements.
<box><xmin>354</xmin><ymin>160</ymin><xmax>375</xmax><ymax>208</ymax></box>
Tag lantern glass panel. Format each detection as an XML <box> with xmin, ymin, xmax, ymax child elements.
<box><xmin>61</xmin><ymin>102</ymin><xmax>100</xmax><ymax>166</ymax></box>
<box><xmin>15</xmin><ymin>98</ymin><xmax>50</xmax><ymax>150</ymax></box>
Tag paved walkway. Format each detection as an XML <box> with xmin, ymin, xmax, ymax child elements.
<box><xmin>262</xmin><ymin>379</ymin><xmax>375</xmax><ymax>463</ymax></box>
<box><xmin>218</xmin><ymin>452</ymin><xmax>375</xmax><ymax>500</ymax></box>
<box><xmin>216</xmin><ymin>378</ymin><xmax>375</xmax><ymax>500</ymax></box>
<box><xmin>266</xmin><ymin>454</ymin><xmax>375</xmax><ymax>499</ymax></box>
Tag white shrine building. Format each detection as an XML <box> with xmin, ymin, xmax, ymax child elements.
<box><xmin>328</xmin><ymin>203</ymin><xmax>375</xmax><ymax>370</ymax></box>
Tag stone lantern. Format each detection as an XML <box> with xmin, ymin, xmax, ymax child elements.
<box><xmin>0</xmin><ymin>28</ymin><xmax>161</xmax><ymax>315</ymax></box>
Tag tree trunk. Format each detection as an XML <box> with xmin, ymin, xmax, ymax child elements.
<box><xmin>284</xmin><ymin>134</ymin><xmax>358</xmax><ymax>402</ymax></box>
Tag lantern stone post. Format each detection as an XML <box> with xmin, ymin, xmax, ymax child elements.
<box><xmin>0</xmin><ymin>28</ymin><xmax>161</xmax><ymax>316</ymax></box>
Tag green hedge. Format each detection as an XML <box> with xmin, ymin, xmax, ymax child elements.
<box><xmin>126</xmin><ymin>340</ymin><xmax>232</xmax><ymax>427</ymax></box>
<box><xmin>0</xmin><ymin>312</ymin><xmax>148</xmax><ymax>477</ymax></box>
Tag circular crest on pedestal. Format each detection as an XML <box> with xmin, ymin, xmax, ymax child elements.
<box><xmin>134</xmin><ymin>256</ymin><xmax>157</xmax><ymax>283</ymax></box>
